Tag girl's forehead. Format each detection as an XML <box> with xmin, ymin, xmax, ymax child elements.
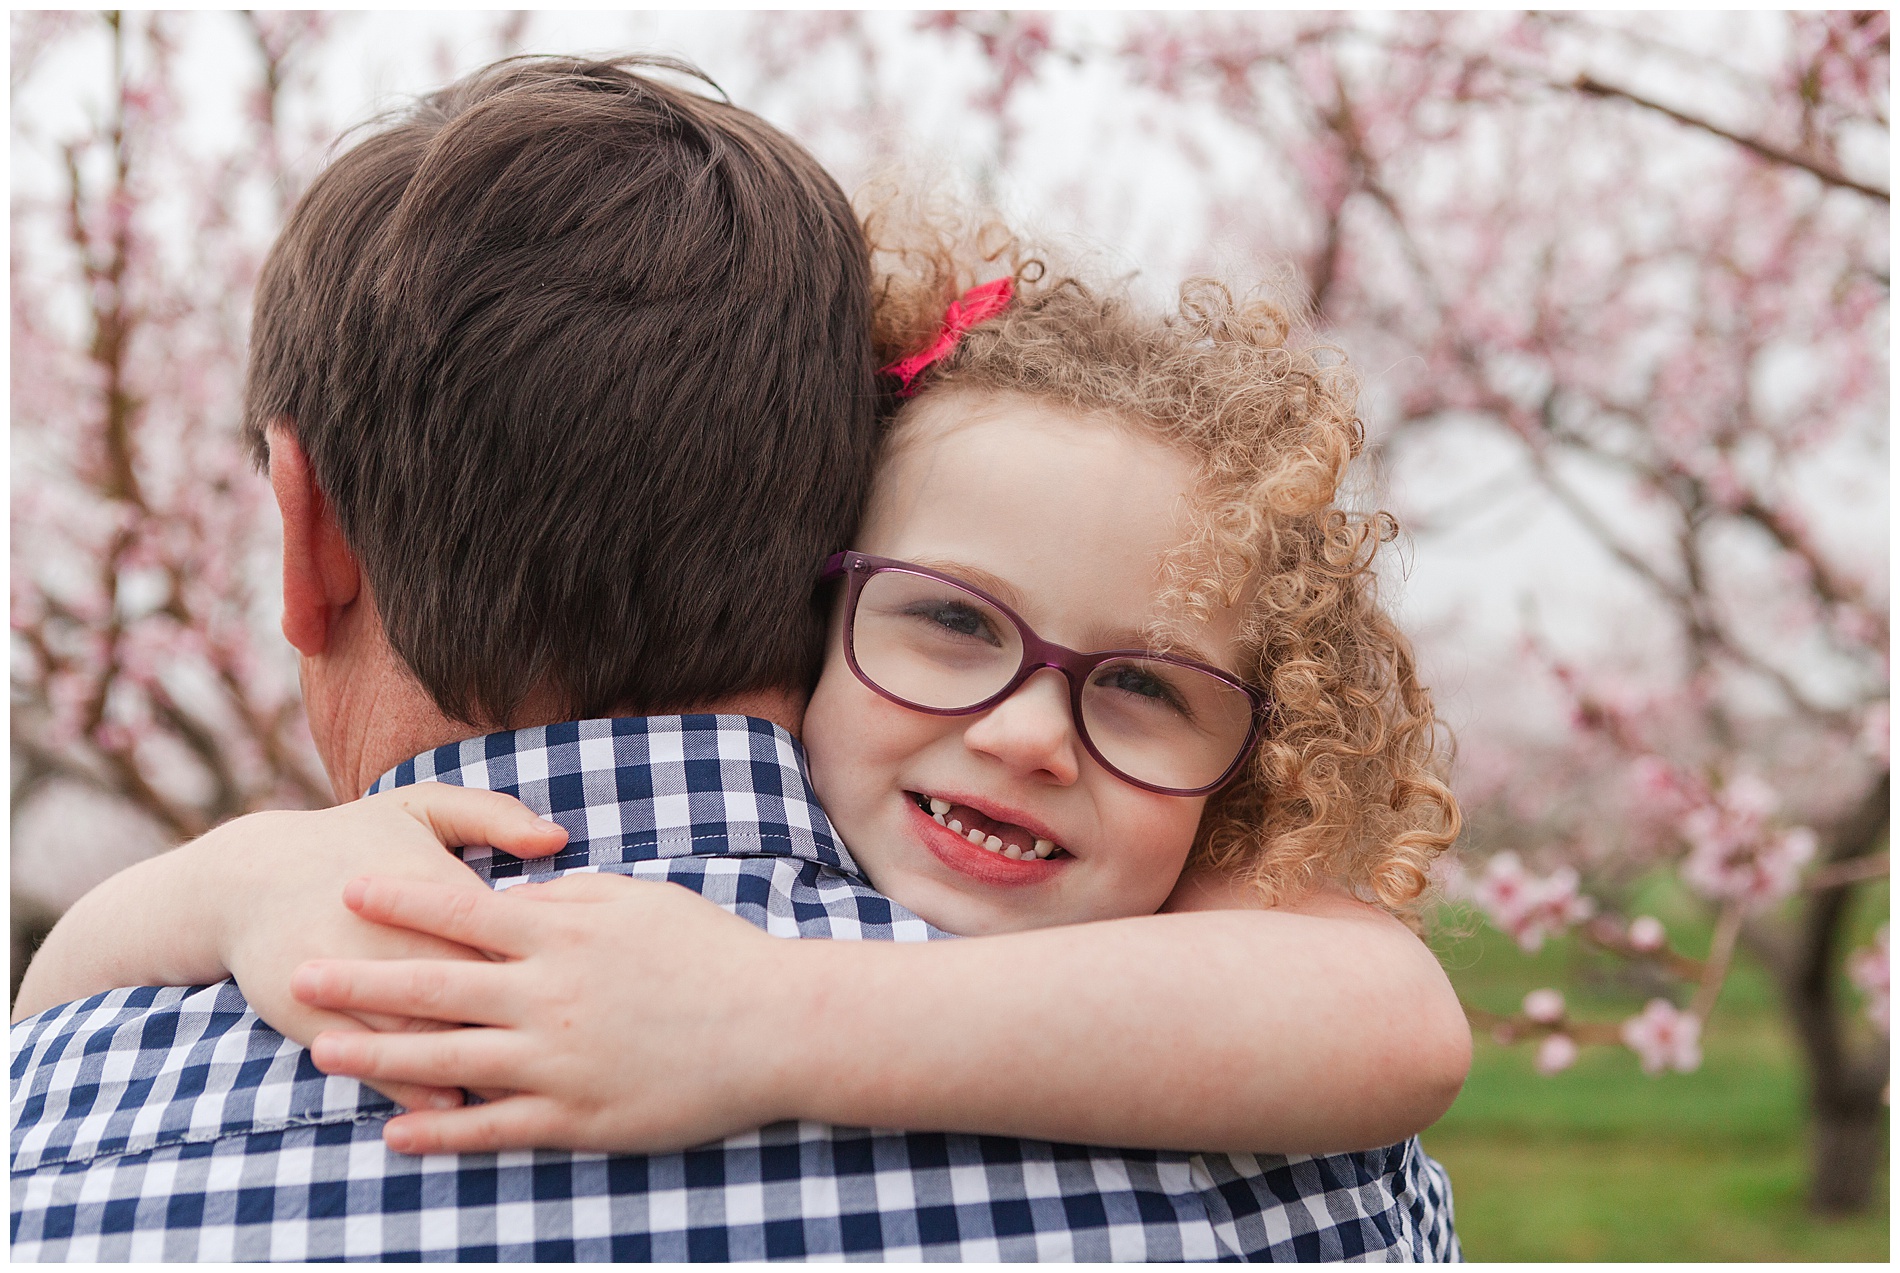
<box><xmin>871</xmin><ymin>394</ymin><xmax>1189</xmax><ymax>522</ymax></box>
<box><xmin>858</xmin><ymin>389</ymin><xmax>1245</xmax><ymax>661</ymax></box>
<box><xmin>888</xmin><ymin>387</ymin><xmax>1148</xmax><ymax>455</ymax></box>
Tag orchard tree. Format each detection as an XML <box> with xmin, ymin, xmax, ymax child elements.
<box><xmin>9</xmin><ymin>11</ymin><xmax>337</xmax><ymax>989</ymax></box>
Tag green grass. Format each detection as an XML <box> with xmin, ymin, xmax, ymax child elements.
<box><xmin>1423</xmin><ymin>887</ymin><xmax>1890</xmax><ymax>1261</ymax></box>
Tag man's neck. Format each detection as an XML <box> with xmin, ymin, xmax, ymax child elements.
<box><xmin>310</xmin><ymin>656</ymin><xmax>807</xmax><ymax>801</ymax></box>
<box><xmin>662</xmin><ymin>688</ymin><xmax>805</xmax><ymax>739</ymax></box>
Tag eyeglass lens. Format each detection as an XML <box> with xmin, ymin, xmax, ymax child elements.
<box><xmin>849</xmin><ymin>568</ymin><xmax>1255</xmax><ymax>791</ymax></box>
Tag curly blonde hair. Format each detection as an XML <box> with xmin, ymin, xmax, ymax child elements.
<box><xmin>864</xmin><ymin>201</ymin><xmax>1460</xmax><ymax>913</ymax></box>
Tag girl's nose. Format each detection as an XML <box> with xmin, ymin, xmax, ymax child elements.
<box><xmin>961</xmin><ymin>667</ymin><xmax>1081</xmax><ymax>785</ymax></box>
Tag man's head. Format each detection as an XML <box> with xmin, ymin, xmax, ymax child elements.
<box><xmin>247</xmin><ymin>55</ymin><xmax>877</xmax><ymax>782</ymax></box>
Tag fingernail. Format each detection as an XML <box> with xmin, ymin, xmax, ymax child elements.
<box><xmin>429</xmin><ymin>1091</ymin><xmax>460</xmax><ymax>1110</ymax></box>
<box><xmin>342</xmin><ymin>877</ymin><xmax>370</xmax><ymax>907</ymax></box>
<box><xmin>536</xmin><ymin>815</ymin><xmax>563</xmax><ymax>831</ymax></box>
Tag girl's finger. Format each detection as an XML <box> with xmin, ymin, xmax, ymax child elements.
<box><xmin>292</xmin><ymin>956</ymin><xmax>524</xmax><ymax>1026</ymax></box>
<box><xmin>382</xmin><ymin>1095</ymin><xmax>568</xmax><ymax>1157</ymax></box>
<box><xmin>390</xmin><ymin>782</ymin><xmax>569</xmax><ymax>859</ymax></box>
<box><xmin>342</xmin><ymin>876</ymin><xmax>540</xmax><ymax>957</ymax></box>
<box><xmin>283</xmin><ymin>1008</ymin><xmax>465</xmax><ymax>1113</ymax></box>
<box><xmin>367</xmin><ymin>1078</ymin><xmax>466</xmax><ymax>1114</ymax></box>
<box><xmin>504</xmin><ymin>872</ymin><xmax>643</xmax><ymax>903</ymax></box>
<box><xmin>310</xmin><ymin>1025</ymin><xmax>533</xmax><ymax>1091</ymax></box>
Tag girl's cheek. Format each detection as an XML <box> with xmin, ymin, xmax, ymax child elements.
<box><xmin>1113</xmin><ymin>792</ymin><xmax>1206</xmax><ymax>910</ymax></box>
<box><xmin>804</xmin><ymin>660</ymin><xmax>918</xmax><ymax>815</ymax></box>
<box><xmin>800</xmin><ymin>666</ymin><xmax>860</xmax><ymax>815</ymax></box>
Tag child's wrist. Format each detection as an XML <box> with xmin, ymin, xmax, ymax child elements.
<box><xmin>192</xmin><ymin>810</ymin><xmax>278</xmax><ymax>976</ymax></box>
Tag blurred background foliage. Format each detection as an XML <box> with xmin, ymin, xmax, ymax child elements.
<box><xmin>1429</xmin><ymin>875</ymin><xmax>1888</xmax><ymax>1259</ymax></box>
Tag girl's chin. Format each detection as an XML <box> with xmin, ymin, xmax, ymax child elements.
<box><xmin>890</xmin><ymin>886</ymin><xmax>1050</xmax><ymax>938</ymax></box>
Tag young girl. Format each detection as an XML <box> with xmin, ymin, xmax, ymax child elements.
<box><xmin>16</xmin><ymin>234</ymin><xmax>1467</xmax><ymax>1161</ymax></box>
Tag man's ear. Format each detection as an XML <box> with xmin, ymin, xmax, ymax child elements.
<box><xmin>267</xmin><ymin>423</ymin><xmax>360</xmax><ymax>657</ymax></box>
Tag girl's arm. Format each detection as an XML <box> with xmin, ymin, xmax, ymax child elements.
<box><xmin>294</xmin><ymin>865</ymin><xmax>1470</xmax><ymax>1157</ymax></box>
<box><xmin>12</xmin><ymin>786</ymin><xmax>567</xmax><ymax>1108</ymax></box>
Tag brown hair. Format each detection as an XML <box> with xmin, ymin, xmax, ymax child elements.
<box><xmin>866</xmin><ymin>210</ymin><xmax>1460</xmax><ymax>912</ymax></box>
<box><xmin>244</xmin><ymin>56</ymin><xmax>877</xmax><ymax>725</ymax></box>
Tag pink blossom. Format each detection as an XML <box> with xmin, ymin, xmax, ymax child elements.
<box><xmin>1626</xmin><ymin>915</ymin><xmax>1667</xmax><ymax>953</ymax></box>
<box><xmin>1629</xmin><ymin>755</ymin><xmax>1694</xmax><ymax>810</ymax></box>
<box><xmin>1858</xmin><ymin>701</ymin><xmax>1890</xmax><ymax>767</ymax></box>
<box><xmin>1522</xmin><ymin>988</ymin><xmax>1566</xmax><ymax>1024</ymax></box>
<box><xmin>1847</xmin><ymin>927</ymin><xmax>1889</xmax><ymax>1034</ymax></box>
<box><xmin>91</xmin><ymin>720</ymin><xmax>133</xmax><ymax>753</ymax></box>
<box><xmin>1471</xmin><ymin>852</ymin><xmax>1595</xmax><ymax>952</ymax></box>
<box><xmin>1535</xmin><ymin>1033</ymin><xmax>1579</xmax><ymax>1075</ymax></box>
<box><xmin>1682</xmin><ymin>821</ymin><xmax>1818</xmax><ymax>910</ymax></box>
<box><xmin>1620</xmin><ymin>999</ymin><xmax>1703</xmax><ymax>1075</ymax></box>
<box><xmin>1677</xmin><ymin>774</ymin><xmax>1817</xmax><ymax>909</ymax></box>
<box><xmin>1831</xmin><ymin>603</ymin><xmax>1882</xmax><ymax>648</ymax></box>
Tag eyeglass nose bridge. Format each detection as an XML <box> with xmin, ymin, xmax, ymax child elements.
<box><xmin>982</xmin><ymin>640</ymin><xmax>1122</xmax><ymax>738</ymax></box>
<box><xmin>954</xmin><ymin>652</ymin><xmax>1107</xmax><ymax>789</ymax></box>
<box><xmin>999</xmin><ymin>623</ymin><xmax>1107</xmax><ymax>692</ymax></box>
<box><xmin>968</xmin><ymin>656</ymin><xmax>1090</xmax><ymax>745</ymax></box>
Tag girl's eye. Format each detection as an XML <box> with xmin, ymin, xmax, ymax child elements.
<box><xmin>1093</xmin><ymin>664</ymin><xmax>1192</xmax><ymax>716</ymax></box>
<box><xmin>902</xmin><ymin>599</ymin><xmax>1003</xmax><ymax>646</ymax></box>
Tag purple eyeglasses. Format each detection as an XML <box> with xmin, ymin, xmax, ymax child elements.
<box><xmin>822</xmin><ymin>551</ymin><xmax>1270</xmax><ymax>796</ymax></box>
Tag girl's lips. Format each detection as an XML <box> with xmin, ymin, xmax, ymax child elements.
<box><xmin>906</xmin><ymin>800</ymin><xmax>1064</xmax><ymax>887</ymax></box>
<box><xmin>914</xmin><ymin>789</ymin><xmax>1066</xmax><ymax>849</ymax></box>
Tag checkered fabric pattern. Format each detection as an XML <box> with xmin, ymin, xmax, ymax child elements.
<box><xmin>13</xmin><ymin>715</ymin><xmax>1460</xmax><ymax>1261</ymax></box>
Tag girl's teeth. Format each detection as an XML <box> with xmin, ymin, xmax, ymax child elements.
<box><xmin>925</xmin><ymin>797</ymin><xmax>1060</xmax><ymax>861</ymax></box>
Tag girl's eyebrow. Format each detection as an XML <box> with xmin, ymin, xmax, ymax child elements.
<box><xmin>906</xmin><ymin>557</ymin><xmax>1029</xmax><ymax>611</ymax></box>
<box><xmin>1101</xmin><ymin>626</ymin><xmax>1223</xmax><ymax>669</ymax></box>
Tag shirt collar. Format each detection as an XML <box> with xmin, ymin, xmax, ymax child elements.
<box><xmin>367</xmin><ymin>714</ymin><xmax>859</xmax><ymax>884</ymax></box>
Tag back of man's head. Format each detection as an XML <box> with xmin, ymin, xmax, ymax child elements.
<box><xmin>245</xmin><ymin>55</ymin><xmax>876</xmax><ymax>725</ymax></box>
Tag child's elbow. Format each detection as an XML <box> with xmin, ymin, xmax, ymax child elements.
<box><xmin>1309</xmin><ymin>914</ymin><xmax>1472</xmax><ymax>1148</ymax></box>
<box><xmin>1412</xmin><ymin>994</ymin><xmax>1473</xmax><ymax>1125</ymax></box>
<box><xmin>1381</xmin><ymin>946</ymin><xmax>1472</xmax><ymax>1134</ymax></box>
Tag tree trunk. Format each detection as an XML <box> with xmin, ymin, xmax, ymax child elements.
<box><xmin>1810</xmin><ymin>1101</ymin><xmax>1889</xmax><ymax>1214</ymax></box>
<box><xmin>1764</xmin><ymin>771</ymin><xmax>1890</xmax><ymax>1216</ymax></box>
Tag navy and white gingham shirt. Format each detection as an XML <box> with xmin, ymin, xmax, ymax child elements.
<box><xmin>12</xmin><ymin>715</ymin><xmax>1459</xmax><ymax>1261</ymax></box>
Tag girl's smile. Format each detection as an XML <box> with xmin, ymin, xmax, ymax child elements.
<box><xmin>802</xmin><ymin>389</ymin><xmax>1248</xmax><ymax>936</ymax></box>
<box><xmin>906</xmin><ymin>790</ymin><xmax>1066</xmax><ymax>883</ymax></box>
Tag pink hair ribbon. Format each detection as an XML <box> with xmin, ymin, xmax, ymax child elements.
<box><xmin>880</xmin><ymin>276</ymin><xmax>1015</xmax><ymax>397</ymax></box>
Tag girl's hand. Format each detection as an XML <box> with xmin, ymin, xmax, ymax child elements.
<box><xmin>292</xmin><ymin>866</ymin><xmax>1470</xmax><ymax>1158</ymax></box>
<box><xmin>210</xmin><ymin>785</ymin><xmax>568</xmax><ymax>1109</ymax></box>
<box><xmin>290</xmin><ymin>872</ymin><xmax>799</xmax><ymax>1156</ymax></box>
